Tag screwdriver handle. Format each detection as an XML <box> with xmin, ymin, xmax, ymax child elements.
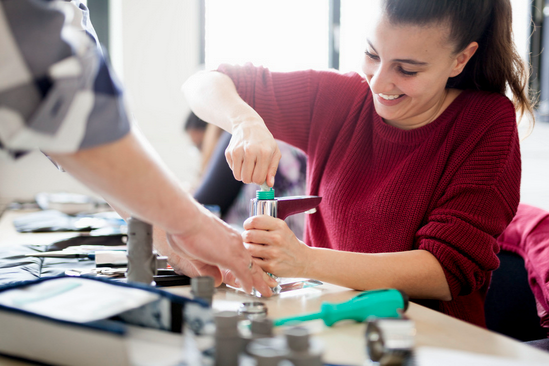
<box><xmin>274</xmin><ymin>289</ymin><xmax>408</xmax><ymax>327</ymax></box>
<box><xmin>320</xmin><ymin>289</ymin><xmax>407</xmax><ymax>326</ymax></box>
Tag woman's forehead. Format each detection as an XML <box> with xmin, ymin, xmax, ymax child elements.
<box><xmin>367</xmin><ymin>14</ymin><xmax>453</xmax><ymax>57</ymax></box>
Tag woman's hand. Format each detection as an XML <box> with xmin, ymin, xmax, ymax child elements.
<box><xmin>242</xmin><ymin>215</ymin><xmax>313</xmax><ymax>278</ymax></box>
<box><xmin>226</xmin><ymin>119</ymin><xmax>281</xmax><ymax>186</ymax></box>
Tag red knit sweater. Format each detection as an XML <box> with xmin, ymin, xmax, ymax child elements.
<box><xmin>219</xmin><ymin>64</ymin><xmax>521</xmax><ymax>327</ymax></box>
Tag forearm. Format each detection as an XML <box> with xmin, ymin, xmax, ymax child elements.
<box><xmin>182</xmin><ymin>71</ymin><xmax>264</xmax><ymax>132</ymax></box>
<box><xmin>305</xmin><ymin>248</ymin><xmax>452</xmax><ymax>301</ymax></box>
<box><xmin>47</xmin><ymin>129</ymin><xmax>201</xmax><ymax>235</ymax></box>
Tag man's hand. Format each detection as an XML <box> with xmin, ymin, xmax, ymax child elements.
<box><xmin>166</xmin><ymin>205</ymin><xmax>273</xmax><ymax>297</ymax></box>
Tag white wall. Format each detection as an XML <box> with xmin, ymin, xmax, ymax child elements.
<box><xmin>0</xmin><ymin>0</ymin><xmax>202</xmax><ymax>209</ymax></box>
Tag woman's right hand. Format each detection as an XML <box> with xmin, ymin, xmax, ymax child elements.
<box><xmin>225</xmin><ymin>118</ymin><xmax>281</xmax><ymax>186</ymax></box>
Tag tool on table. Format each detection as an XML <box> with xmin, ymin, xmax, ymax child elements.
<box><xmin>25</xmin><ymin>249</ymin><xmax>126</xmax><ymax>259</ymax></box>
<box><xmin>250</xmin><ymin>184</ymin><xmax>322</xmax><ymax>295</ymax></box>
<box><xmin>273</xmin><ymin>289</ymin><xmax>409</xmax><ymax>327</ymax></box>
<box><xmin>26</xmin><ymin>252</ymin><xmax>97</xmax><ymax>259</ymax></box>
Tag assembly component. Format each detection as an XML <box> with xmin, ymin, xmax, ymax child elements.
<box><xmin>250</xmin><ymin>198</ymin><xmax>278</xmax><ymax>217</ymax></box>
<box><xmin>238</xmin><ymin>301</ymin><xmax>268</xmax><ymax>321</ymax></box>
<box><xmin>250</xmin><ymin>318</ymin><xmax>274</xmax><ymax>337</ymax></box>
<box><xmin>215</xmin><ymin>311</ymin><xmax>244</xmax><ymax>366</ymax></box>
<box><xmin>321</xmin><ymin>289</ymin><xmax>407</xmax><ymax>326</ymax></box>
<box><xmin>285</xmin><ymin>327</ymin><xmax>324</xmax><ymax>366</ymax></box>
<box><xmin>247</xmin><ymin>337</ymin><xmax>288</xmax><ymax>366</ymax></box>
<box><xmin>276</xmin><ymin>196</ymin><xmax>322</xmax><ymax>221</ymax></box>
<box><xmin>156</xmin><ymin>255</ymin><xmax>168</xmax><ymax>270</ymax></box>
<box><xmin>215</xmin><ymin>311</ymin><xmax>240</xmax><ymax>336</ymax></box>
<box><xmin>126</xmin><ymin>217</ymin><xmax>156</xmax><ymax>285</ymax></box>
<box><xmin>365</xmin><ymin>318</ymin><xmax>415</xmax><ymax>366</ymax></box>
<box><xmin>285</xmin><ymin>326</ymin><xmax>309</xmax><ymax>352</ymax></box>
<box><xmin>256</xmin><ymin>187</ymin><xmax>275</xmax><ymax>200</ymax></box>
<box><xmin>191</xmin><ymin>276</ymin><xmax>215</xmax><ymax>306</ymax></box>
<box><xmin>94</xmin><ymin>251</ymin><xmax>128</xmax><ymax>267</ymax></box>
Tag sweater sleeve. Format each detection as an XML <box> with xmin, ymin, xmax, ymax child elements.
<box><xmin>217</xmin><ymin>63</ymin><xmax>321</xmax><ymax>154</ymax></box>
<box><xmin>416</xmin><ymin>95</ymin><xmax>521</xmax><ymax>299</ymax></box>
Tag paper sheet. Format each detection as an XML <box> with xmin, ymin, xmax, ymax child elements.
<box><xmin>0</xmin><ymin>277</ymin><xmax>159</xmax><ymax>323</ymax></box>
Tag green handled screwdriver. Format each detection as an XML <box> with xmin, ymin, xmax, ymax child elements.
<box><xmin>274</xmin><ymin>289</ymin><xmax>409</xmax><ymax>327</ymax></box>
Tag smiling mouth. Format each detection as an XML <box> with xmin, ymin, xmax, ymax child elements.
<box><xmin>378</xmin><ymin>93</ymin><xmax>404</xmax><ymax>100</ymax></box>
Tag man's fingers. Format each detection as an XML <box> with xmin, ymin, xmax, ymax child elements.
<box><xmin>221</xmin><ymin>269</ymin><xmax>239</xmax><ymax>287</ymax></box>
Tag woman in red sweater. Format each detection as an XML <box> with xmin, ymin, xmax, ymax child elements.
<box><xmin>183</xmin><ymin>0</ymin><xmax>534</xmax><ymax>326</ymax></box>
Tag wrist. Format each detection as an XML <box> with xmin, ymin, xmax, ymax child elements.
<box><xmin>301</xmin><ymin>244</ymin><xmax>317</xmax><ymax>279</ymax></box>
<box><xmin>229</xmin><ymin>104</ymin><xmax>265</xmax><ymax>131</ymax></box>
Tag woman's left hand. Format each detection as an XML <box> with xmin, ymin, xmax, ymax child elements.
<box><xmin>242</xmin><ymin>215</ymin><xmax>312</xmax><ymax>278</ymax></box>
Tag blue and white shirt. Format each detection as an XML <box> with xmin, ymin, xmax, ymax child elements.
<box><xmin>0</xmin><ymin>0</ymin><xmax>130</xmax><ymax>159</ymax></box>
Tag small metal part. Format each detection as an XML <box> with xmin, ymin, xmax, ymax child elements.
<box><xmin>247</xmin><ymin>337</ymin><xmax>288</xmax><ymax>366</ymax></box>
<box><xmin>250</xmin><ymin>318</ymin><xmax>274</xmax><ymax>337</ymax></box>
<box><xmin>238</xmin><ymin>301</ymin><xmax>268</xmax><ymax>320</ymax></box>
<box><xmin>365</xmin><ymin>318</ymin><xmax>415</xmax><ymax>366</ymax></box>
<box><xmin>285</xmin><ymin>326</ymin><xmax>324</xmax><ymax>366</ymax></box>
<box><xmin>126</xmin><ymin>217</ymin><xmax>156</xmax><ymax>285</ymax></box>
<box><xmin>156</xmin><ymin>255</ymin><xmax>168</xmax><ymax>269</ymax></box>
<box><xmin>215</xmin><ymin>311</ymin><xmax>244</xmax><ymax>366</ymax></box>
<box><xmin>250</xmin><ymin>198</ymin><xmax>278</xmax><ymax>217</ymax></box>
<box><xmin>191</xmin><ymin>276</ymin><xmax>215</xmax><ymax>306</ymax></box>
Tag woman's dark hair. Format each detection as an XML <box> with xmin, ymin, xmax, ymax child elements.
<box><xmin>382</xmin><ymin>0</ymin><xmax>534</xmax><ymax>124</ymax></box>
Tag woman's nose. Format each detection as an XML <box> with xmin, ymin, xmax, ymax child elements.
<box><xmin>368</xmin><ymin>65</ymin><xmax>394</xmax><ymax>94</ymax></box>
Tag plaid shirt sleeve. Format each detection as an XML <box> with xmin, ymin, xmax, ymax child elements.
<box><xmin>0</xmin><ymin>0</ymin><xmax>130</xmax><ymax>159</ymax></box>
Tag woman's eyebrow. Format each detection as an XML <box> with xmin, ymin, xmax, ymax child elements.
<box><xmin>367</xmin><ymin>40</ymin><xmax>429</xmax><ymax>66</ymax></box>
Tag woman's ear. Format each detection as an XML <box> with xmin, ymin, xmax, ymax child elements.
<box><xmin>449</xmin><ymin>42</ymin><xmax>479</xmax><ymax>77</ymax></box>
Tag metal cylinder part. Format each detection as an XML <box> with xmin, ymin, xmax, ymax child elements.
<box><xmin>250</xmin><ymin>198</ymin><xmax>278</xmax><ymax>217</ymax></box>
<box><xmin>191</xmin><ymin>276</ymin><xmax>215</xmax><ymax>306</ymax></box>
<box><xmin>285</xmin><ymin>327</ymin><xmax>324</xmax><ymax>366</ymax></box>
<box><xmin>365</xmin><ymin>318</ymin><xmax>415</xmax><ymax>366</ymax></box>
<box><xmin>126</xmin><ymin>217</ymin><xmax>156</xmax><ymax>285</ymax></box>
<box><xmin>238</xmin><ymin>301</ymin><xmax>268</xmax><ymax>321</ymax></box>
<box><xmin>247</xmin><ymin>337</ymin><xmax>288</xmax><ymax>366</ymax></box>
<box><xmin>215</xmin><ymin>311</ymin><xmax>244</xmax><ymax>366</ymax></box>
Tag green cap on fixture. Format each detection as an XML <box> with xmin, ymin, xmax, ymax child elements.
<box><xmin>256</xmin><ymin>187</ymin><xmax>275</xmax><ymax>200</ymax></box>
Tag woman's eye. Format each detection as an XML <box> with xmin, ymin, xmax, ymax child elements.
<box><xmin>397</xmin><ymin>66</ymin><xmax>417</xmax><ymax>76</ymax></box>
<box><xmin>365</xmin><ymin>51</ymin><xmax>379</xmax><ymax>61</ymax></box>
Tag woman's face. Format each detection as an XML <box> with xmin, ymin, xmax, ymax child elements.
<box><xmin>362</xmin><ymin>14</ymin><xmax>466</xmax><ymax>129</ymax></box>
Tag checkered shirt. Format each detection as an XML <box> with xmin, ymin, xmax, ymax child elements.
<box><xmin>0</xmin><ymin>0</ymin><xmax>130</xmax><ymax>159</ymax></box>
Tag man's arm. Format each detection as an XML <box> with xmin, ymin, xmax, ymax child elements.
<box><xmin>47</xmin><ymin>128</ymin><xmax>274</xmax><ymax>296</ymax></box>
<box><xmin>0</xmin><ymin>1</ymin><xmax>273</xmax><ymax>295</ymax></box>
